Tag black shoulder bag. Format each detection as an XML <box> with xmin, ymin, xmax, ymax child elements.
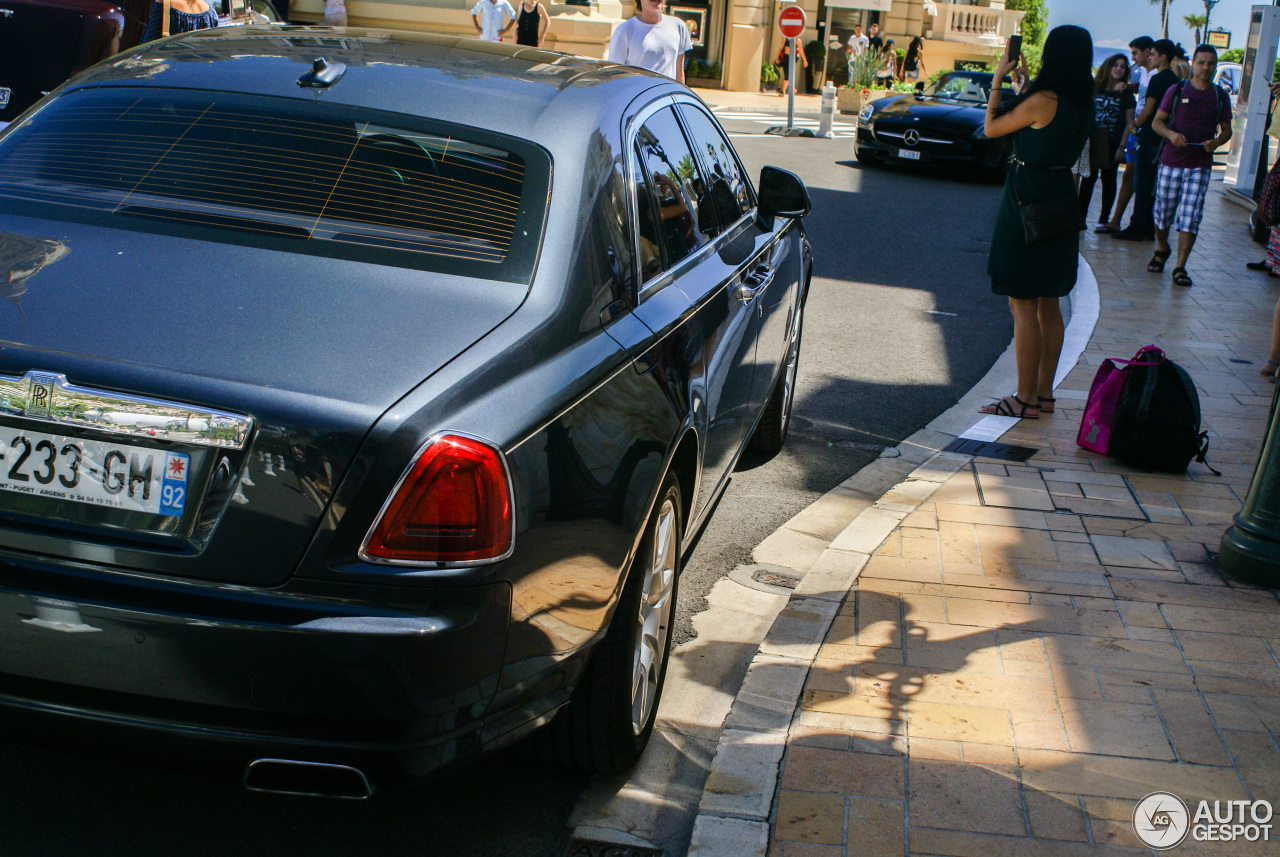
<box><xmin>1011</xmin><ymin>160</ymin><xmax>1085</xmax><ymax>245</ymax></box>
<box><xmin>1010</xmin><ymin>103</ymin><xmax>1087</xmax><ymax>246</ymax></box>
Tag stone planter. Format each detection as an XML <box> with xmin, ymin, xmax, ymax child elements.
<box><xmin>687</xmin><ymin>77</ymin><xmax>722</xmax><ymax>90</ymax></box>
<box><xmin>837</xmin><ymin>87</ymin><xmax>864</xmax><ymax>115</ymax></box>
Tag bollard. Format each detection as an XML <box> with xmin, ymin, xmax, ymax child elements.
<box><xmin>1220</xmin><ymin>384</ymin><xmax>1280</xmax><ymax>585</ymax></box>
<box><xmin>818</xmin><ymin>82</ymin><xmax>836</xmax><ymax>138</ymax></box>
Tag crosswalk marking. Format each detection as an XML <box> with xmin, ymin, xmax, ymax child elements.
<box><xmin>713</xmin><ymin>108</ymin><xmax>860</xmax><ymax>138</ymax></box>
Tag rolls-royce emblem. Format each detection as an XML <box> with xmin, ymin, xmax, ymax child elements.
<box><xmin>904</xmin><ymin>129</ymin><xmax>920</xmax><ymax>146</ymax></box>
<box><xmin>27</xmin><ymin>374</ymin><xmax>55</xmax><ymax>418</ymax></box>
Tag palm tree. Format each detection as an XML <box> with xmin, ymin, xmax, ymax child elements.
<box><xmin>1152</xmin><ymin>0</ymin><xmax>1172</xmax><ymax>38</ymax></box>
<box><xmin>1183</xmin><ymin>12</ymin><xmax>1206</xmax><ymax>44</ymax></box>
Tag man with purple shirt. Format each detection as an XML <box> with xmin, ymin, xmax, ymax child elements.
<box><xmin>1149</xmin><ymin>44</ymin><xmax>1233</xmax><ymax>287</ymax></box>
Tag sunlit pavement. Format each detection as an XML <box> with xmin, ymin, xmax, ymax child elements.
<box><xmin>689</xmin><ymin>182</ymin><xmax>1280</xmax><ymax>855</ymax></box>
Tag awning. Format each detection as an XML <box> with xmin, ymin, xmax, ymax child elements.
<box><xmin>823</xmin><ymin>0</ymin><xmax>892</xmax><ymax>11</ymax></box>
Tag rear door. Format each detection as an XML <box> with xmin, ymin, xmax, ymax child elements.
<box><xmin>674</xmin><ymin>98</ymin><xmax>798</xmax><ymax>414</ymax></box>
<box><xmin>626</xmin><ymin>100</ymin><xmax>758</xmax><ymax>524</ymax></box>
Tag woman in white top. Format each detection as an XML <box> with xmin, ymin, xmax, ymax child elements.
<box><xmin>875</xmin><ymin>40</ymin><xmax>898</xmax><ymax>87</ymax></box>
<box><xmin>607</xmin><ymin>0</ymin><xmax>693</xmax><ymax>83</ymax></box>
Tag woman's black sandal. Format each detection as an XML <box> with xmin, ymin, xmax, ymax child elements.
<box><xmin>1148</xmin><ymin>249</ymin><xmax>1171</xmax><ymax>273</ymax></box>
<box><xmin>979</xmin><ymin>395</ymin><xmax>1040</xmax><ymax>419</ymax></box>
<box><xmin>1037</xmin><ymin>395</ymin><xmax>1056</xmax><ymax>413</ymax></box>
<box><xmin>1171</xmin><ymin>267</ymin><xmax>1193</xmax><ymax>287</ymax></box>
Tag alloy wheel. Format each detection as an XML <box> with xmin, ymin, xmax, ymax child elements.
<box><xmin>630</xmin><ymin>496</ymin><xmax>677</xmax><ymax>735</ymax></box>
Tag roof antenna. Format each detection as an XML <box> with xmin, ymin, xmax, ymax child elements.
<box><xmin>298</xmin><ymin>57</ymin><xmax>346</xmax><ymax>87</ymax></box>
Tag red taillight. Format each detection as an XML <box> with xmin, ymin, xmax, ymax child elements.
<box><xmin>363</xmin><ymin>434</ymin><xmax>512</xmax><ymax>564</ymax></box>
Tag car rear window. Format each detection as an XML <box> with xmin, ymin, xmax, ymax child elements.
<box><xmin>0</xmin><ymin>88</ymin><xmax>550</xmax><ymax>283</ymax></box>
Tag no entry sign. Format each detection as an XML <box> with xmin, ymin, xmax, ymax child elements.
<box><xmin>778</xmin><ymin>5</ymin><xmax>806</xmax><ymax>39</ymax></box>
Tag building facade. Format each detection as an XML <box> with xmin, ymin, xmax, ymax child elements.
<box><xmin>287</xmin><ymin>0</ymin><xmax>1023</xmax><ymax>92</ymax></box>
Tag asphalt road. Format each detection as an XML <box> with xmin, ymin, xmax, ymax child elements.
<box><xmin>673</xmin><ymin>121</ymin><xmax>1012</xmax><ymax>646</ymax></box>
<box><xmin>0</xmin><ymin>120</ymin><xmax>1011</xmax><ymax>857</ymax></box>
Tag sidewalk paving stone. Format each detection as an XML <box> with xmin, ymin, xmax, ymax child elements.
<box><xmin>747</xmin><ymin>183</ymin><xmax>1280</xmax><ymax>855</ymax></box>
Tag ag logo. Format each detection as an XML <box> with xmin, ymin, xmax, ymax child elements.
<box><xmin>1134</xmin><ymin>791</ymin><xmax>1190</xmax><ymax>849</ymax></box>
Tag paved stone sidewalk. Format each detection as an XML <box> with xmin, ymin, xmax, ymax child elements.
<box><xmin>707</xmin><ymin>183</ymin><xmax>1280</xmax><ymax>856</ymax></box>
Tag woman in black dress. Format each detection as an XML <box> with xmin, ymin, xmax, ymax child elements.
<box><xmin>775</xmin><ymin>40</ymin><xmax>809</xmax><ymax>97</ymax></box>
<box><xmin>979</xmin><ymin>25</ymin><xmax>1094</xmax><ymax>419</ymax></box>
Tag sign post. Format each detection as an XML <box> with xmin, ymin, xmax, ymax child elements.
<box><xmin>778</xmin><ymin>5</ymin><xmax>807</xmax><ymax>131</ymax></box>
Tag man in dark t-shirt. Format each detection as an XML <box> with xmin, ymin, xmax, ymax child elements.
<box><xmin>1149</xmin><ymin>44</ymin><xmax>1233</xmax><ymax>286</ymax></box>
<box><xmin>867</xmin><ymin>22</ymin><xmax>883</xmax><ymax>54</ymax></box>
<box><xmin>1114</xmin><ymin>39</ymin><xmax>1178</xmax><ymax>241</ymax></box>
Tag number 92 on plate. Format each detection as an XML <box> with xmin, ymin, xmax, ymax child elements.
<box><xmin>0</xmin><ymin>427</ymin><xmax>190</xmax><ymax>517</ymax></box>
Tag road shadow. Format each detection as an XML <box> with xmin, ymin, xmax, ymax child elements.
<box><xmin>0</xmin><ymin>737</ymin><xmax>585</xmax><ymax>857</ymax></box>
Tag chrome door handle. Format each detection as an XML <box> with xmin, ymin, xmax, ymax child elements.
<box><xmin>734</xmin><ymin>264</ymin><xmax>775</xmax><ymax>302</ymax></box>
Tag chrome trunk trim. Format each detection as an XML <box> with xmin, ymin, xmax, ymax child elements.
<box><xmin>0</xmin><ymin>371</ymin><xmax>253</xmax><ymax>449</ymax></box>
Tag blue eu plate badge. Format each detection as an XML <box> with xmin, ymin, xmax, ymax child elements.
<box><xmin>160</xmin><ymin>452</ymin><xmax>190</xmax><ymax>516</ymax></box>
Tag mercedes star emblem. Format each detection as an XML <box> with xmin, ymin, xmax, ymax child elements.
<box><xmin>904</xmin><ymin>129</ymin><xmax>920</xmax><ymax>146</ymax></box>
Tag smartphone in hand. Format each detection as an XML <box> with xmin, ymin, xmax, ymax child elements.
<box><xmin>1008</xmin><ymin>34</ymin><xmax>1022</xmax><ymax>64</ymax></box>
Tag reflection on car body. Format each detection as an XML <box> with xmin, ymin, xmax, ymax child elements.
<box><xmin>0</xmin><ymin>0</ymin><xmax>285</xmax><ymax>130</ymax></box>
<box><xmin>0</xmin><ymin>28</ymin><xmax>812</xmax><ymax>793</ymax></box>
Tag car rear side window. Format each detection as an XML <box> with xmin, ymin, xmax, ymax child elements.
<box><xmin>677</xmin><ymin>104</ymin><xmax>754</xmax><ymax>226</ymax></box>
<box><xmin>0</xmin><ymin>88</ymin><xmax>550</xmax><ymax>283</ymax></box>
<box><xmin>632</xmin><ymin>106</ymin><xmax>713</xmax><ymax>282</ymax></box>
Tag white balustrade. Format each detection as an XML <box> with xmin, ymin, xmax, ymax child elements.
<box><xmin>931</xmin><ymin>2</ymin><xmax>1024</xmax><ymax>47</ymax></box>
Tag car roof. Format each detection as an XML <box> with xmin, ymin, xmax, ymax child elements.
<box><xmin>63</xmin><ymin>26</ymin><xmax>674</xmax><ymax>146</ymax></box>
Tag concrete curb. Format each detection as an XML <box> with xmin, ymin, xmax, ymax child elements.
<box><xmin>571</xmin><ymin>258</ymin><xmax>1101</xmax><ymax>856</ymax></box>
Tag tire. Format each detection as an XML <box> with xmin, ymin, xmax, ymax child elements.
<box><xmin>532</xmin><ymin>476</ymin><xmax>682</xmax><ymax>773</ymax></box>
<box><xmin>855</xmin><ymin>146</ymin><xmax>879</xmax><ymax>166</ymax></box>
<box><xmin>748</xmin><ymin>303</ymin><xmax>803</xmax><ymax>456</ymax></box>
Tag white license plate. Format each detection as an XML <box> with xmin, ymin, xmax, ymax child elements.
<box><xmin>0</xmin><ymin>427</ymin><xmax>189</xmax><ymax>516</ymax></box>
<box><xmin>0</xmin><ymin>87</ymin><xmax>8</xmax><ymax>109</ymax></box>
<box><xmin>896</xmin><ymin>149</ymin><xmax>921</xmax><ymax>160</ymax></box>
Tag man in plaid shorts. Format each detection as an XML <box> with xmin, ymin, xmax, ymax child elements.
<box><xmin>1149</xmin><ymin>44</ymin><xmax>1233</xmax><ymax>287</ymax></box>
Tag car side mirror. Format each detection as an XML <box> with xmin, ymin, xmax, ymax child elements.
<box><xmin>914</xmin><ymin>81</ymin><xmax>925</xmax><ymax>93</ymax></box>
<box><xmin>756</xmin><ymin>166</ymin><xmax>810</xmax><ymax>228</ymax></box>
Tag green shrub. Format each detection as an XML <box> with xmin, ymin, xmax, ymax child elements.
<box><xmin>846</xmin><ymin>49</ymin><xmax>880</xmax><ymax>89</ymax></box>
<box><xmin>689</xmin><ymin>59</ymin><xmax>721</xmax><ymax>79</ymax></box>
<box><xmin>761</xmin><ymin>62</ymin><xmax>780</xmax><ymax>84</ymax></box>
<box><xmin>804</xmin><ymin>38</ymin><xmax>825</xmax><ymax>71</ymax></box>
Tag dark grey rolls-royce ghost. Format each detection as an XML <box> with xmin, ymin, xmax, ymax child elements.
<box><xmin>0</xmin><ymin>28</ymin><xmax>811</xmax><ymax>795</ymax></box>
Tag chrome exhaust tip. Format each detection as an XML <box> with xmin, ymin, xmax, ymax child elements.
<box><xmin>243</xmin><ymin>759</ymin><xmax>373</xmax><ymax>799</ymax></box>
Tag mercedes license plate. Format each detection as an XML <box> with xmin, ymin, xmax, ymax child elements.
<box><xmin>0</xmin><ymin>427</ymin><xmax>189</xmax><ymax>516</ymax></box>
<box><xmin>896</xmin><ymin>149</ymin><xmax>920</xmax><ymax>160</ymax></box>
<box><xmin>0</xmin><ymin>88</ymin><xmax>9</xmax><ymax>109</ymax></box>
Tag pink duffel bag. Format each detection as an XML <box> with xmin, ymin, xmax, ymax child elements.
<box><xmin>1076</xmin><ymin>345</ymin><xmax>1165</xmax><ymax>455</ymax></box>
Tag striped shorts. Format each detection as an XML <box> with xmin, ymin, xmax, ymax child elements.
<box><xmin>1153</xmin><ymin>164</ymin><xmax>1211</xmax><ymax>235</ymax></box>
